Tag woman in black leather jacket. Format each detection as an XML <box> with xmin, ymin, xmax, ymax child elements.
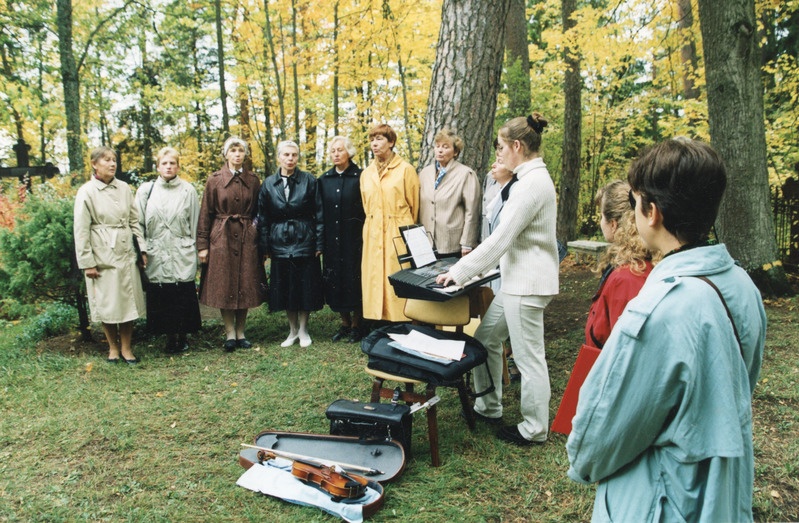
<box><xmin>257</xmin><ymin>140</ymin><xmax>324</xmax><ymax>347</ymax></box>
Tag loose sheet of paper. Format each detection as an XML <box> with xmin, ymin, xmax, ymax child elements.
<box><xmin>388</xmin><ymin>330</ymin><xmax>464</xmax><ymax>361</ymax></box>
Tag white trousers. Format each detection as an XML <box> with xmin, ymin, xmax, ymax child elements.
<box><xmin>472</xmin><ymin>291</ymin><xmax>552</xmax><ymax>442</ymax></box>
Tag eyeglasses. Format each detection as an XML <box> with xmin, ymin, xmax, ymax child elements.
<box><xmin>628</xmin><ymin>190</ymin><xmax>637</xmax><ymax>210</ymax></box>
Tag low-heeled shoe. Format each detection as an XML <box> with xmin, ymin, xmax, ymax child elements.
<box><xmin>497</xmin><ymin>425</ymin><xmax>544</xmax><ymax>447</ymax></box>
<box><xmin>461</xmin><ymin>408</ymin><xmax>503</xmax><ymax>426</ymax></box>
<box><xmin>331</xmin><ymin>326</ymin><xmax>350</xmax><ymax>342</ymax></box>
<box><xmin>107</xmin><ymin>357</ymin><xmax>120</xmax><ymax>364</ymax></box>
<box><xmin>123</xmin><ymin>357</ymin><xmax>139</xmax><ymax>365</ymax></box>
<box><xmin>224</xmin><ymin>339</ymin><xmax>237</xmax><ymax>352</ymax></box>
<box><xmin>347</xmin><ymin>328</ymin><xmax>364</xmax><ymax>343</ymax></box>
<box><xmin>237</xmin><ymin>338</ymin><xmax>252</xmax><ymax>349</ymax></box>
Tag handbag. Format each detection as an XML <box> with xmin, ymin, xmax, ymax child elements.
<box><xmin>550</xmin><ymin>343</ymin><xmax>601</xmax><ymax>435</ymax></box>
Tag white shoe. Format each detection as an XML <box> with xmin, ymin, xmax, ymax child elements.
<box><xmin>299</xmin><ymin>334</ymin><xmax>312</xmax><ymax>348</ymax></box>
<box><xmin>280</xmin><ymin>334</ymin><xmax>299</xmax><ymax>347</ymax></box>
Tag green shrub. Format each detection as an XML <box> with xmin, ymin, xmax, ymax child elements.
<box><xmin>17</xmin><ymin>302</ymin><xmax>78</xmax><ymax>346</ymax></box>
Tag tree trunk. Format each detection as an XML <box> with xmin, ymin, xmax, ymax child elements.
<box><xmin>214</xmin><ymin>0</ymin><xmax>229</xmax><ymax>135</ymax></box>
<box><xmin>263</xmin><ymin>0</ymin><xmax>286</xmax><ymax>137</ymax></box>
<box><xmin>557</xmin><ymin>0</ymin><xmax>582</xmax><ymax>243</ymax></box>
<box><xmin>332</xmin><ymin>1</ymin><xmax>340</xmax><ymax>137</ymax></box>
<box><xmin>505</xmin><ymin>0</ymin><xmax>531</xmax><ymax>116</ymax></box>
<box><xmin>419</xmin><ymin>0</ymin><xmax>513</xmax><ymax>176</ymax></box>
<box><xmin>56</xmin><ymin>0</ymin><xmax>84</xmax><ymax>175</ymax></box>
<box><xmin>291</xmin><ymin>0</ymin><xmax>300</xmax><ymax>137</ymax></box>
<box><xmin>697</xmin><ymin>0</ymin><xmax>790</xmax><ymax>295</ymax></box>
<box><xmin>678</xmin><ymin>0</ymin><xmax>700</xmax><ymax>101</ymax></box>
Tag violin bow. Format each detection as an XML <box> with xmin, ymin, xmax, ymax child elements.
<box><xmin>240</xmin><ymin>443</ymin><xmax>384</xmax><ymax>476</ymax></box>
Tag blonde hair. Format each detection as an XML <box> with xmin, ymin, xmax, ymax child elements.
<box><xmin>156</xmin><ymin>147</ymin><xmax>180</xmax><ymax>165</ymax></box>
<box><xmin>595</xmin><ymin>180</ymin><xmax>660</xmax><ymax>274</ymax></box>
<box><xmin>433</xmin><ymin>128</ymin><xmax>464</xmax><ymax>157</ymax></box>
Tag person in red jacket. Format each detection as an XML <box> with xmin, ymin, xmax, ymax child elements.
<box><xmin>585</xmin><ymin>180</ymin><xmax>658</xmax><ymax>348</ymax></box>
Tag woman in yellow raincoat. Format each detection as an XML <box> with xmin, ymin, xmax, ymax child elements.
<box><xmin>359</xmin><ymin>124</ymin><xmax>419</xmax><ymax>322</ymax></box>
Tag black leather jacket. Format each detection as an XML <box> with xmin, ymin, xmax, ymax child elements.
<box><xmin>257</xmin><ymin>169</ymin><xmax>324</xmax><ymax>258</ymax></box>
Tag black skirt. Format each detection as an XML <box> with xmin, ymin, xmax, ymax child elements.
<box><xmin>145</xmin><ymin>281</ymin><xmax>202</xmax><ymax>335</ymax></box>
<box><xmin>268</xmin><ymin>257</ymin><xmax>324</xmax><ymax>312</ymax></box>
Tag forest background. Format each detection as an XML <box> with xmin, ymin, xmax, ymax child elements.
<box><xmin>1</xmin><ymin>0</ymin><xmax>797</xmax><ymax>214</ymax></box>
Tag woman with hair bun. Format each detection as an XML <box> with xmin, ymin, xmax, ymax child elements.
<box><xmin>585</xmin><ymin>180</ymin><xmax>658</xmax><ymax>348</ymax></box>
<box><xmin>197</xmin><ymin>137</ymin><xmax>266</xmax><ymax>352</ymax></box>
<box><xmin>437</xmin><ymin>113</ymin><xmax>559</xmax><ymax>446</ymax></box>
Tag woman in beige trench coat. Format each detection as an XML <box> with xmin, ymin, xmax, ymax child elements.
<box><xmin>74</xmin><ymin>146</ymin><xmax>146</xmax><ymax>364</ymax></box>
<box><xmin>359</xmin><ymin>124</ymin><xmax>419</xmax><ymax>322</ymax></box>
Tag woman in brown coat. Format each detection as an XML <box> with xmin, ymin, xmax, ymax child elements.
<box><xmin>197</xmin><ymin>137</ymin><xmax>267</xmax><ymax>352</ymax></box>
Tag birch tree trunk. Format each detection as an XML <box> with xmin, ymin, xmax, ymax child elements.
<box><xmin>419</xmin><ymin>0</ymin><xmax>513</xmax><ymax>176</ymax></box>
<box><xmin>697</xmin><ymin>0</ymin><xmax>789</xmax><ymax>294</ymax></box>
<box><xmin>557</xmin><ymin>0</ymin><xmax>582</xmax><ymax>242</ymax></box>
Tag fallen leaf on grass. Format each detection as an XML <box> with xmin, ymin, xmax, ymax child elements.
<box><xmin>231</xmin><ymin>382</ymin><xmax>238</xmax><ymax>387</ymax></box>
<box><xmin>170</xmin><ymin>422</ymin><xmax>177</xmax><ymax>428</ymax></box>
<box><xmin>85</xmin><ymin>362</ymin><xmax>93</xmax><ymax>373</ymax></box>
<box><xmin>771</xmin><ymin>490</ymin><xmax>781</xmax><ymax>499</ymax></box>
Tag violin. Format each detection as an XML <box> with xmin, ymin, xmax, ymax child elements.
<box><xmin>256</xmin><ymin>449</ymin><xmax>369</xmax><ymax>501</ymax></box>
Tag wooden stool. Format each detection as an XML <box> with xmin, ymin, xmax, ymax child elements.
<box><xmin>365</xmin><ymin>295</ymin><xmax>475</xmax><ymax>467</ymax></box>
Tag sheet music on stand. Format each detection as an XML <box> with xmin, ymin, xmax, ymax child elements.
<box><xmin>400</xmin><ymin>226</ymin><xmax>437</xmax><ymax>268</ymax></box>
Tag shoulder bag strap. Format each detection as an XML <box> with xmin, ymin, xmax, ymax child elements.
<box><xmin>693</xmin><ymin>275</ymin><xmax>743</xmax><ymax>359</ymax></box>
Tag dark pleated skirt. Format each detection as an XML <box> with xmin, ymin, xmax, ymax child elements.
<box><xmin>145</xmin><ymin>281</ymin><xmax>202</xmax><ymax>334</ymax></box>
<box><xmin>269</xmin><ymin>257</ymin><xmax>324</xmax><ymax>312</ymax></box>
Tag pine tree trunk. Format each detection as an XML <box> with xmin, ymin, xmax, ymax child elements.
<box><xmin>697</xmin><ymin>0</ymin><xmax>790</xmax><ymax>295</ymax></box>
<box><xmin>557</xmin><ymin>0</ymin><xmax>582</xmax><ymax>243</ymax></box>
<box><xmin>214</xmin><ymin>0</ymin><xmax>229</xmax><ymax>135</ymax></box>
<box><xmin>419</xmin><ymin>0</ymin><xmax>513</xmax><ymax>176</ymax></box>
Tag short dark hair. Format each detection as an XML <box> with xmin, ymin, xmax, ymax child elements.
<box><xmin>627</xmin><ymin>137</ymin><xmax>726</xmax><ymax>244</ymax></box>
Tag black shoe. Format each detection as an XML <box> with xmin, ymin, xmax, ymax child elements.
<box><xmin>237</xmin><ymin>338</ymin><xmax>252</xmax><ymax>349</ymax></box>
<box><xmin>347</xmin><ymin>328</ymin><xmax>363</xmax><ymax>343</ymax></box>
<box><xmin>123</xmin><ymin>357</ymin><xmax>139</xmax><ymax>365</ymax></box>
<box><xmin>224</xmin><ymin>339</ymin><xmax>237</xmax><ymax>352</ymax></box>
<box><xmin>331</xmin><ymin>326</ymin><xmax>351</xmax><ymax>342</ymax></box>
<box><xmin>497</xmin><ymin>425</ymin><xmax>543</xmax><ymax>447</ymax></box>
<box><xmin>461</xmin><ymin>408</ymin><xmax>503</xmax><ymax>426</ymax></box>
<box><xmin>166</xmin><ymin>343</ymin><xmax>188</xmax><ymax>354</ymax></box>
<box><xmin>107</xmin><ymin>357</ymin><xmax>120</xmax><ymax>364</ymax></box>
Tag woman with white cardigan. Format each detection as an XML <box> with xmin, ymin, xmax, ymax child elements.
<box><xmin>437</xmin><ymin>113</ymin><xmax>559</xmax><ymax>446</ymax></box>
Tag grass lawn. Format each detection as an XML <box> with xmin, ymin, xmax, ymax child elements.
<box><xmin>0</xmin><ymin>264</ymin><xmax>796</xmax><ymax>522</ymax></box>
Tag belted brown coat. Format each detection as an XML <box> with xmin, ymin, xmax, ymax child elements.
<box><xmin>197</xmin><ymin>164</ymin><xmax>267</xmax><ymax>309</ymax></box>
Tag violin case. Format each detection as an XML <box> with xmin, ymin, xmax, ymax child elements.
<box><xmin>238</xmin><ymin>430</ymin><xmax>405</xmax><ymax>520</ymax></box>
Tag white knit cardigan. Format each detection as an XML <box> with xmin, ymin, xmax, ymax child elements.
<box><xmin>448</xmin><ymin>157</ymin><xmax>559</xmax><ymax>296</ymax></box>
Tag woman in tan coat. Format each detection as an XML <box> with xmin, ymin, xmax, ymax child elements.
<box><xmin>74</xmin><ymin>146</ymin><xmax>146</xmax><ymax>364</ymax></box>
<box><xmin>197</xmin><ymin>137</ymin><xmax>267</xmax><ymax>352</ymax></box>
<box><xmin>360</xmin><ymin>124</ymin><xmax>419</xmax><ymax>322</ymax></box>
<box><xmin>418</xmin><ymin>128</ymin><xmax>481</xmax><ymax>258</ymax></box>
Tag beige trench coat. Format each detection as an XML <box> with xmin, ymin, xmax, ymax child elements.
<box><xmin>360</xmin><ymin>154</ymin><xmax>419</xmax><ymax>321</ymax></box>
<box><xmin>74</xmin><ymin>177</ymin><xmax>146</xmax><ymax>324</ymax></box>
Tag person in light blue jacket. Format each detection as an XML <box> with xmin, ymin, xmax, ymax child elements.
<box><xmin>567</xmin><ymin>138</ymin><xmax>766</xmax><ymax>522</ymax></box>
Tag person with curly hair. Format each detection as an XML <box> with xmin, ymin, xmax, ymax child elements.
<box><xmin>585</xmin><ymin>180</ymin><xmax>659</xmax><ymax>348</ymax></box>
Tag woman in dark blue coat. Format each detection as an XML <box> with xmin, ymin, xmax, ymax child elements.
<box><xmin>318</xmin><ymin>136</ymin><xmax>365</xmax><ymax>343</ymax></box>
<box><xmin>257</xmin><ymin>141</ymin><xmax>324</xmax><ymax>348</ymax></box>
